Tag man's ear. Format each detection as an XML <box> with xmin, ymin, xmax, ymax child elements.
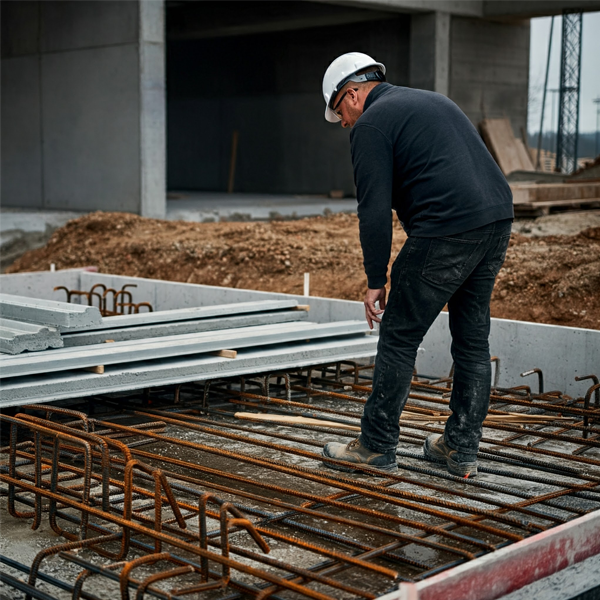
<box><xmin>347</xmin><ymin>88</ymin><xmax>360</xmax><ymax>105</ymax></box>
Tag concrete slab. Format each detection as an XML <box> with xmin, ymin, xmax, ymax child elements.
<box><xmin>0</xmin><ymin>293</ymin><xmax>102</xmax><ymax>330</ymax></box>
<box><xmin>0</xmin><ymin>319</ymin><xmax>63</xmax><ymax>355</ymax></box>
<box><xmin>166</xmin><ymin>191</ymin><xmax>357</xmax><ymax>222</ymax></box>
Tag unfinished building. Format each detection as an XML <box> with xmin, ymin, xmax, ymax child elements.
<box><xmin>4</xmin><ymin>0</ymin><xmax>600</xmax><ymax>217</ymax></box>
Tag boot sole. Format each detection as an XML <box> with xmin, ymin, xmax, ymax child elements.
<box><xmin>322</xmin><ymin>451</ymin><xmax>398</xmax><ymax>475</ymax></box>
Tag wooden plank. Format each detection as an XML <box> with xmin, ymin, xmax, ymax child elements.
<box><xmin>510</xmin><ymin>182</ymin><xmax>600</xmax><ymax>204</ymax></box>
<box><xmin>212</xmin><ymin>349</ymin><xmax>237</xmax><ymax>359</ymax></box>
<box><xmin>515</xmin><ymin>197</ymin><xmax>600</xmax><ymax>209</ymax></box>
<box><xmin>83</xmin><ymin>365</ymin><xmax>104</xmax><ymax>374</ymax></box>
<box><xmin>480</xmin><ymin>118</ymin><xmax>534</xmax><ymax>175</ymax></box>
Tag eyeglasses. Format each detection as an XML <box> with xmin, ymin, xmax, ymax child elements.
<box><xmin>333</xmin><ymin>87</ymin><xmax>358</xmax><ymax>115</ymax></box>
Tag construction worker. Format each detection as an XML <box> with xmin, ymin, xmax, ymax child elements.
<box><xmin>321</xmin><ymin>52</ymin><xmax>513</xmax><ymax>477</ymax></box>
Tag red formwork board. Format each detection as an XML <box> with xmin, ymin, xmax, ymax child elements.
<box><xmin>384</xmin><ymin>510</ymin><xmax>600</xmax><ymax>600</ymax></box>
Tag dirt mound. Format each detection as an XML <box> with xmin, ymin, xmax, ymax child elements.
<box><xmin>7</xmin><ymin>211</ymin><xmax>407</xmax><ymax>302</ymax></box>
<box><xmin>6</xmin><ymin>212</ymin><xmax>600</xmax><ymax>330</ymax></box>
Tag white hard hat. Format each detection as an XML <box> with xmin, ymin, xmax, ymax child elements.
<box><xmin>322</xmin><ymin>52</ymin><xmax>386</xmax><ymax>123</ymax></box>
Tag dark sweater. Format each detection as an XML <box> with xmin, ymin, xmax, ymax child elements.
<box><xmin>350</xmin><ymin>83</ymin><xmax>513</xmax><ymax>288</ymax></box>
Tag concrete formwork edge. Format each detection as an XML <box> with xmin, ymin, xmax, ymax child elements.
<box><xmin>385</xmin><ymin>509</ymin><xmax>600</xmax><ymax>600</ymax></box>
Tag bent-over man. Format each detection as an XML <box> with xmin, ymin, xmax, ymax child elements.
<box><xmin>321</xmin><ymin>52</ymin><xmax>513</xmax><ymax>477</ymax></box>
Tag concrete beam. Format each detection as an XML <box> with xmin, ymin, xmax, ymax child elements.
<box><xmin>0</xmin><ymin>321</ymin><xmax>370</xmax><ymax>378</ymax></box>
<box><xmin>409</xmin><ymin>11</ymin><xmax>450</xmax><ymax>95</ymax></box>
<box><xmin>0</xmin><ymin>336</ymin><xmax>378</xmax><ymax>407</ymax></box>
<box><xmin>0</xmin><ymin>319</ymin><xmax>63</xmax><ymax>355</ymax></box>
<box><xmin>483</xmin><ymin>0</ymin><xmax>600</xmax><ymax>20</ymax></box>
<box><xmin>68</xmin><ymin>299</ymin><xmax>302</xmax><ymax>331</ymax></box>
<box><xmin>314</xmin><ymin>0</ymin><xmax>483</xmax><ymax>18</ymax></box>
<box><xmin>167</xmin><ymin>1</ymin><xmax>398</xmax><ymax>40</ymax></box>
<box><xmin>0</xmin><ymin>293</ymin><xmax>102</xmax><ymax>330</ymax></box>
<box><xmin>62</xmin><ymin>310</ymin><xmax>308</xmax><ymax>346</ymax></box>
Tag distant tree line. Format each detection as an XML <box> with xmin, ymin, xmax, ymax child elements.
<box><xmin>527</xmin><ymin>131</ymin><xmax>599</xmax><ymax>159</ymax></box>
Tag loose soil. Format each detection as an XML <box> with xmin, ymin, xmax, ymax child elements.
<box><xmin>6</xmin><ymin>211</ymin><xmax>600</xmax><ymax>330</ymax></box>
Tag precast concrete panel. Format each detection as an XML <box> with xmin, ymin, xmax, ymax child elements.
<box><xmin>449</xmin><ymin>16</ymin><xmax>530</xmax><ymax>134</ymax></box>
<box><xmin>1</xmin><ymin>56</ymin><xmax>43</xmax><ymax>208</ymax></box>
<box><xmin>40</xmin><ymin>0</ymin><xmax>138</xmax><ymax>53</ymax></box>
<box><xmin>41</xmin><ymin>44</ymin><xmax>141</xmax><ymax>212</ymax></box>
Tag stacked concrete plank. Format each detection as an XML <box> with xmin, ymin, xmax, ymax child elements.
<box><xmin>0</xmin><ymin>293</ymin><xmax>102</xmax><ymax>354</ymax></box>
<box><xmin>0</xmin><ymin>320</ymin><xmax>370</xmax><ymax>378</ymax></box>
<box><xmin>0</xmin><ymin>293</ymin><xmax>103</xmax><ymax>330</ymax></box>
<box><xmin>0</xmin><ymin>291</ymin><xmax>377</xmax><ymax>406</ymax></box>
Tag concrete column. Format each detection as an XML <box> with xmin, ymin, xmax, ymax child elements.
<box><xmin>1</xmin><ymin>0</ymin><xmax>166</xmax><ymax>218</ymax></box>
<box><xmin>409</xmin><ymin>11</ymin><xmax>450</xmax><ymax>95</ymax></box>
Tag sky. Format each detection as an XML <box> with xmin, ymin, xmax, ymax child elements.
<box><xmin>528</xmin><ymin>12</ymin><xmax>600</xmax><ymax>134</ymax></box>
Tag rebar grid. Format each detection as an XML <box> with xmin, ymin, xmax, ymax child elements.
<box><xmin>1</xmin><ymin>361</ymin><xmax>599</xmax><ymax>600</ymax></box>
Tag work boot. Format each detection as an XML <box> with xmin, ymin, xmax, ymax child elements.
<box><xmin>322</xmin><ymin>438</ymin><xmax>398</xmax><ymax>474</ymax></box>
<box><xmin>423</xmin><ymin>434</ymin><xmax>478</xmax><ymax>478</ymax></box>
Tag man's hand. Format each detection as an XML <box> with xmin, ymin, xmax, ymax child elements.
<box><xmin>364</xmin><ymin>287</ymin><xmax>386</xmax><ymax>330</ymax></box>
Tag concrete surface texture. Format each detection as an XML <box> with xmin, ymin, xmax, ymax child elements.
<box><xmin>0</xmin><ymin>0</ymin><xmax>165</xmax><ymax>217</ymax></box>
<box><xmin>0</xmin><ymin>318</ymin><xmax>63</xmax><ymax>354</ymax></box>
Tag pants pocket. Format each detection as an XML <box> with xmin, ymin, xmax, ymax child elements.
<box><xmin>487</xmin><ymin>234</ymin><xmax>511</xmax><ymax>276</ymax></box>
<box><xmin>422</xmin><ymin>237</ymin><xmax>481</xmax><ymax>285</ymax></box>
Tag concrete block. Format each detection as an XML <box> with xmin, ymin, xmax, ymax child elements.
<box><xmin>0</xmin><ymin>293</ymin><xmax>102</xmax><ymax>330</ymax></box>
<box><xmin>40</xmin><ymin>0</ymin><xmax>138</xmax><ymax>53</ymax></box>
<box><xmin>1</xmin><ymin>56</ymin><xmax>43</xmax><ymax>209</ymax></box>
<box><xmin>41</xmin><ymin>44</ymin><xmax>141</xmax><ymax>212</ymax></box>
<box><xmin>0</xmin><ymin>318</ymin><xmax>63</xmax><ymax>355</ymax></box>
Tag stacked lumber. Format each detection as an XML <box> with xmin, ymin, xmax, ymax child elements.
<box><xmin>479</xmin><ymin>118</ymin><xmax>534</xmax><ymax>175</ymax></box>
<box><xmin>511</xmin><ymin>181</ymin><xmax>600</xmax><ymax>216</ymax></box>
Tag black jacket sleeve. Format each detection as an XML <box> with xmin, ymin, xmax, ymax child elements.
<box><xmin>350</xmin><ymin>123</ymin><xmax>394</xmax><ymax>289</ymax></box>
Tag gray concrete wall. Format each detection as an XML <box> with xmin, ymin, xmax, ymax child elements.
<box><xmin>166</xmin><ymin>17</ymin><xmax>410</xmax><ymax>195</ymax></box>
<box><xmin>448</xmin><ymin>15</ymin><xmax>530</xmax><ymax>135</ymax></box>
<box><xmin>1</xmin><ymin>1</ymin><xmax>165</xmax><ymax>217</ymax></box>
